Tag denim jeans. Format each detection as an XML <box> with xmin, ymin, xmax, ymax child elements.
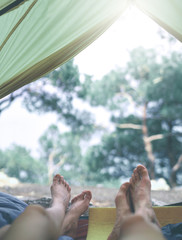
<box><xmin>58</xmin><ymin>236</ymin><xmax>74</xmax><ymax>240</ymax></box>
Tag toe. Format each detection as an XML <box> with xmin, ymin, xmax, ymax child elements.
<box><xmin>129</xmin><ymin>177</ymin><xmax>133</xmax><ymax>186</ymax></box>
<box><xmin>134</xmin><ymin>169</ymin><xmax>139</xmax><ymax>181</ymax></box>
<box><xmin>60</xmin><ymin>176</ymin><xmax>65</xmax><ymax>184</ymax></box>
<box><xmin>64</xmin><ymin>180</ymin><xmax>71</xmax><ymax>192</ymax></box>
<box><xmin>71</xmin><ymin>196</ymin><xmax>78</xmax><ymax>204</ymax></box>
<box><xmin>137</xmin><ymin>165</ymin><xmax>149</xmax><ymax>179</ymax></box>
<box><xmin>129</xmin><ymin>175</ymin><xmax>135</xmax><ymax>188</ymax></box>
<box><xmin>124</xmin><ymin>182</ymin><xmax>130</xmax><ymax>191</ymax></box>
<box><xmin>131</xmin><ymin>173</ymin><xmax>135</xmax><ymax>183</ymax></box>
<box><xmin>53</xmin><ymin>174</ymin><xmax>61</xmax><ymax>184</ymax></box>
<box><xmin>83</xmin><ymin>191</ymin><xmax>92</xmax><ymax>201</ymax></box>
<box><xmin>71</xmin><ymin>192</ymin><xmax>84</xmax><ymax>204</ymax></box>
<box><xmin>78</xmin><ymin>192</ymin><xmax>85</xmax><ymax>200</ymax></box>
<box><xmin>64</xmin><ymin>180</ymin><xmax>68</xmax><ymax>186</ymax></box>
<box><xmin>53</xmin><ymin>175</ymin><xmax>57</xmax><ymax>184</ymax></box>
<box><xmin>120</xmin><ymin>182</ymin><xmax>130</xmax><ymax>193</ymax></box>
<box><xmin>68</xmin><ymin>185</ymin><xmax>71</xmax><ymax>192</ymax></box>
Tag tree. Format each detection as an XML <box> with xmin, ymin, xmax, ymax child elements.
<box><xmin>22</xmin><ymin>59</ymin><xmax>95</xmax><ymax>136</ymax></box>
<box><xmin>84</xmin><ymin>116</ymin><xmax>147</xmax><ymax>183</ymax></box>
<box><xmin>82</xmin><ymin>47</ymin><xmax>182</xmax><ymax>186</ymax></box>
<box><xmin>1</xmin><ymin>38</ymin><xmax>182</xmax><ymax>187</ymax></box>
<box><xmin>38</xmin><ymin>124</ymin><xmax>85</xmax><ymax>184</ymax></box>
<box><xmin>0</xmin><ymin>59</ymin><xmax>98</xmax><ymax>186</ymax></box>
<box><xmin>0</xmin><ymin>145</ymin><xmax>46</xmax><ymax>183</ymax></box>
<box><xmin>0</xmin><ymin>59</ymin><xmax>95</xmax><ymax>136</ymax></box>
<box><xmin>146</xmin><ymin>51</ymin><xmax>182</xmax><ymax>185</ymax></box>
<box><xmin>0</xmin><ymin>59</ymin><xmax>96</xmax><ymax>184</ymax></box>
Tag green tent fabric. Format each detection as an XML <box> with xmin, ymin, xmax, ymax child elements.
<box><xmin>0</xmin><ymin>0</ymin><xmax>182</xmax><ymax>99</ymax></box>
<box><xmin>0</xmin><ymin>0</ymin><xmax>16</xmax><ymax>10</ymax></box>
<box><xmin>0</xmin><ymin>0</ymin><xmax>27</xmax><ymax>14</ymax></box>
<box><xmin>135</xmin><ymin>0</ymin><xmax>182</xmax><ymax>42</ymax></box>
<box><xmin>0</xmin><ymin>0</ymin><xmax>128</xmax><ymax>98</ymax></box>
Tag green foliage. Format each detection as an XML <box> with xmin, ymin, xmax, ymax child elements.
<box><xmin>83</xmin><ymin>47</ymin><xmax>182</xmax><ymax>185</ymax></box>
<box><xmin>0</xmin><ymin>145</ymin><xmax>46</xmax><ymax>183</ymax></box>
<box><xmin>84</xmin><ymin>123</ymin><xmax>147</xmax><ymax>183</ymax></box>
<box><xmin>148</xmin><ymin>52</ymin><xmax>182</xmax><ymax>119</ymax></box>
<box><xmin>1</xmin><ymin>38</ymin><xmax>182</xmax><ymax>187</ymax></box>
<box><xmin>22</xmin><ymin>59</ymin><xmax>94</xmax><ymax>136</ymax></box>
<box><xmin>48</xmin><ymin>59</ymin><xmax>80</xmax><ymax>91</ymax></box>
<box><xmin>38</xmin><ymin>124</ymin><xmax>86</xmax><ymax>184</ymax></box>
<box><xmin>0</xmin><ymin>150</ymin><xmax>6</xmax><ymax>169</ymax></box>
<box><xmin>80</xmin><ymin>69</ymin><xmax>127</xmax><ymax>110</ymax></box>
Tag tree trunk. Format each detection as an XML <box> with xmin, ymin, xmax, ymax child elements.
<box><xmin>167</xmin><ymin>122</ymin><xmax>177</xmax><ymax>187</ymax></box>
<box><xmin>170</xmin><ymin>154</ymin><xmax>182</xmax><ymax>187</ymax></box>
<box><xmin>142</xmin><ymin>102</ymin><xmax>155</xmax><ymax>179</ymax></box>
<box><xmin>48</xmin><ymin>151</ymin><xmax>65</xmax><ymax>184</ymax></box>
<box><xmin>48</xmin><ymin>151</ymin><xmax>55</xmax><ymax>184</ymax></box>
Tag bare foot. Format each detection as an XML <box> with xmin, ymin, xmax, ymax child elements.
<box><xmin>129</xmin><ymin>165</ymin><xmax>160</xmax><ymax>226</ymax></box>
<box><xmin>45</xmin><ymin>174</ymin><xmax>71</xmax><ymax>237</ymax></box>
<box><xmin>51</xmin><ymin>174</ymin><xmax>71</xmax><ymax>209</ymax></box>
<box><xmin>107</xmin><ymin>182</ymin><xmax>131</xmax><ymax>240</ymax></box>
<box><xmin>61</xmin><ymin>190</ymin><xmax>92</xmax><ymax>238</ymax></box>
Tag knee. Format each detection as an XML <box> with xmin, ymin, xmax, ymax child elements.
<box><xmin>24</xmin><ymin>205</ymin><xmax>48</xmax><ymax>220</ymax></box>
<box><xmin>121</xmin><ymin>214</ymin><xmax>146</xmax><ymax>230</ymax></box>
<box><xmin>25</xmin><ymin>205</ymin><xmax>46</xmax><ymax>213</ymax></box>
<box><xmin>23</xmin><ymin>205</ymin><xmax>54</xmax><ymax>232</ymax></box>
<box><xmin>16</xmin><ymin>205</ymin><xmax>57</xmax><ymax>239</ymax></box>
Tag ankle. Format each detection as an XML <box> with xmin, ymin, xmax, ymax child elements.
<box><xmin>120</xmin><ymin>215</ymin><xmax>147</xmax><ymax>236</ymax></box>
<box><xmin>121</xmin><ymin>215</ymin><xmax>164</xmax><ymax>240</ymax></box>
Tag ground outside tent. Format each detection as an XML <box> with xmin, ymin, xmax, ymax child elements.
<box><xmin>0</xmin><ymin>182</ymin><xmax>182</xmax><ymax>207</ymax></box>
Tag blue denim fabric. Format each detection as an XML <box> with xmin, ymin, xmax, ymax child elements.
<box><xmin>0</xmin><ymin>192</ymin><xmax>74</xmax><ymax>239</ymax></box>
<box><xmin>162</xmin><ymin>222</ymin><xmax>182</xmax><ymax>240</ymax></box>
<box><xmin>0</xmin><ymin>192</ymin><xmax>27</xmax><ymax>227</ymax></box>
<box><xmin>58</xmin><ymin>236</ymin><xmax>74</xmax><ymax>240</ymax></box>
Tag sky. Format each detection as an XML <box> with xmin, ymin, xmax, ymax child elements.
<box><xmin>0</xmin><ymin>6</ymin><xmax>178</xmax><ymax>157</ymax></box>
<box><xmin>75</xmin><ymin>6</ymin><xmax>161</xmax><ymax>79</ymax></box>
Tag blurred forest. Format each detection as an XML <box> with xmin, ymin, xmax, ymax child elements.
<box><xmin>0</xmin><ymin>30</ymin><xmax>182</xmax><ymax>188</ymax></box>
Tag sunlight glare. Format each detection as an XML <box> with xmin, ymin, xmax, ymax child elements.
<box><xmin>75</xmin><ymin>6</ymin><xmax>161</xmax><ymax>79</ymax></box>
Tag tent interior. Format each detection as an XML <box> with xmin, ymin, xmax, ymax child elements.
<box><xmin>0</xmin><ymin>1</ymin><xmax>182</xmax><ymax>239</ymax></box>
<box><xmin>0</xmin><ymin>0</ymin><xmax>182</xmax><ymax>98</ymax></box>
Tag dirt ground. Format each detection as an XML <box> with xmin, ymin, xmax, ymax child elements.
<box><xmin>0</xmin><ymin>183</ymin><xmax>182</xmax><ymax>207</ymax></box>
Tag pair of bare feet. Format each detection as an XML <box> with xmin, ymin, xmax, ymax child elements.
<box><xmin>1</xmin><ymin>165</ymin><xmax>160</xmax><ymax>240</ymax></box>
<box><xmin>50</xmin><ymin>174</ymin><xmax>92</xmax><ymax>238</ymax></box>
<box><xmin>108</xmin><ymin>165</ymin><xmax>160</xmax><ymax>240</ymax></box>
<box><xmin>51</xmin><ymin>165</ymin><xmax>159</xmax><ymax>240</ymax></box>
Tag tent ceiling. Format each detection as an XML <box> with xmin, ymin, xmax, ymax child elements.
<box><xmin>0</xmin><ymin>0</ymin><xmax>16</xmax><ymax>10</ymax></box>
<box><xmin>0</xmin><ymin>0</ymin><xmax>182</xmax><ymax>99</ymax></box>
<box><xmin>0</xmin><ymin>0</ymin><xmax>27</xmax><ymax>15</ymax></box>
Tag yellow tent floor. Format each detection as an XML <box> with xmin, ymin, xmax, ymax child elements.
<box><xmin>86</xmin><ymin>206</ymin><xmax>182</xmax><ymax>240</ymax></box>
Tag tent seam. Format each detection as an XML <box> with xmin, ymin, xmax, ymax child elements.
<box><xmin>0</xmin><ymin>0</ymin><xmax>38</xmax><ymax>52</ymax></box>
<box><xmin>0</xmin><ymin>0</ymin><xmax>28</xmax><ymax>16</ymax></box>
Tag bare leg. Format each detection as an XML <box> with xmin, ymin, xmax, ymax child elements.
<box><xmin>0</xmin><ymin>190</ymin><xmax>92</xmax><ymax>240</ymax></box>
<box><xmin>0</xmin><ymin>225</ymin><xmax>10</xmax><ymax>240</ymax></box>
<box><xmin>3</xmin><ymin>174</ymin><xmax>71</xmax><ymax>240</ymax></box>
<box><xmin>107</xmin><ymin>182</ymin><xmax>131</xmax><ymax>240</ymax></box>
<box><xmin>61</xmin><ymin>190</ymin><xmax>92</xmax><ymax>238</ymax></box>
<box><xmin>108</xmin><ymin>165</ymin><xmax>165</xmax><ymax>240</ymax></box>
<box><xmin>129</xmin><ymin>165</ymin><xmax>160</xmax><ymax>227</ymax></box>
<box><xmin>120</xmin><ymin>165</ymin><xmax>164</xmax><ymax>240</ymax></box>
